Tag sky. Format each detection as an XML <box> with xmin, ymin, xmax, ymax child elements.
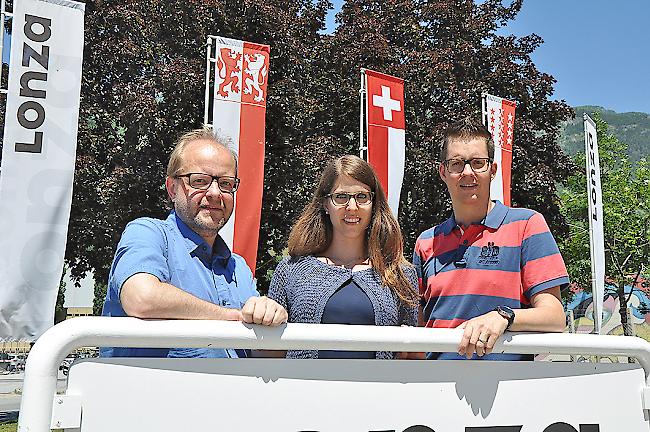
<box><xmin>326</xmin><ymin>0</ymin><xmax>650</xmax><ymax>114</ymax></box>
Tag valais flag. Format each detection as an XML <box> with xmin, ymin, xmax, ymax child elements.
<box><xmin>482</xmin><ymin>94</ymin><xmax>516</xmax><ymax>206</ymax></box>
<box><xmin>364</xmin><ymin>69</ymin><xmax>406</xmax><ymax>218</ymax></box>
<box><xmin>212</xmin><ymin>37</ymin><xmax>269</xmax><ymax>273</ymax></box>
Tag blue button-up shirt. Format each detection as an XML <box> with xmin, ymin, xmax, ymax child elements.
<box><xmin>100</xmin><ymin>211</ymin><xmax>258</xmax><ymax>358</ymax></box>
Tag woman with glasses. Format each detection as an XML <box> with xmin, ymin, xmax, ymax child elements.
<box><xmin>267</xmin><ymin>155</ymin><xmax>419</xmax><ymax>359</ymax></box>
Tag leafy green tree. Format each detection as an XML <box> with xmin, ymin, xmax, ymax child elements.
<box><xmin>559</xmin><ymin>114</ymin><xmax>650</xmax><ymax>335</ymax></box>
<box><xmin>324</xmin><ymin>0</ymin><xmax>573</xmax><ymax>255</ymax></box>
<box><xmin>62</xmin><ymin>0</ymin><xmax>574</xmax><ymax>301</ymax></box>
<box><xmin>66</xmin><ymin>0</ymin><xmax>329</xmax><ymax>296</ymax></box>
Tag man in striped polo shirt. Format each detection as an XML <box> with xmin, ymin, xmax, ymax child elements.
<box><xmin>413</xmin><ymin>118</ymin><xmax>569</xmax><ymax>360</ymax></box>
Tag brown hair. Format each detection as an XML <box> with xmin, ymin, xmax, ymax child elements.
<box><xmin>287</xmin><ymin>155</ymin><xmax>418</xmax><ymax>306</ymax></box>
<box><xmin>439</xmin><ymin>117</ymin><xmax>494</xmax><ymax>162</ymax></box>
<box><xmin>166</xmin><ymin>126</ymin><xmax>238</xmax><ymax>177</ymax></box>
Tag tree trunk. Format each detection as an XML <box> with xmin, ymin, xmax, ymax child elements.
<box><xmin>617</xmin><ymin>282</ymin><xmax>634</xmax><ymax>337</ymax></box>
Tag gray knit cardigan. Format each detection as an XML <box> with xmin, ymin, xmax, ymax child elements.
<box><xmin>268</xmin><ymin>255</ymin><xmax>418</xmax><ymax>359</ymax></box>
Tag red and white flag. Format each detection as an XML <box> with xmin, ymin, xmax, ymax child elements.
<box><xmin>212</xmin><ymin>37</ymin><xmax>269</xmax><ymax>273</ymax></box>
<box><xmin>363</xmin><ymin>69</ymin><xmax>406</xmax><ymax>218</ymax></box>
<box><xmin>482</xmin><ymin>94</ymin><xmax>516</xmax><ymax>206</ymax></box>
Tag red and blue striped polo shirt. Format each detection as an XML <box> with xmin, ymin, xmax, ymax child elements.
<box><xmin>413</xmin><ymin>201</ymin><xmax>569</xmax><ymax>360</ymax></box>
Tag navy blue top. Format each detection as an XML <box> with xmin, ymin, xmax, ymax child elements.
<box><xmin>100</xmin><ymin>211</ymin><xmax>258</xmax><ymax>358</ymax></box>
<box><xmin>318</xmin><ymin>280</ymin><xmax>376</xmax><ymax>359</ymax></box>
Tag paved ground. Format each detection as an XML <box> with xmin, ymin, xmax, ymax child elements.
<box><xmin>0</xmin><ymin>372</ymin><xmax>67</xmax><ymax>414</ymax></box>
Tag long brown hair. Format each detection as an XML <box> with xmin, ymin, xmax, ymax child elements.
<box><xmin>287</xmin><ymin>155</ymin><xmax>418</xmax><ymax>306</ymax></box>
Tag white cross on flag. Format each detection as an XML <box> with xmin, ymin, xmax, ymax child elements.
<box><xmin>211</xmin><ymin>36</ymin><xmax>269</xmax><ymax>273</ymax></box>
<box><xmin>482</xmin><ymin>94</ymin><xmax>516</xmax><ymax>206</ymax></box>
<box><xmin>364</xmin><ymin>69</ymin><xmax>406</xmax><ymax>218</ymax></box>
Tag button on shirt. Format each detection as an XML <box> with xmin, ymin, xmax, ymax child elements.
<box><xmin>101</xmin><ymin>211</ymin><xmax>258</xmax><ymax>358</ymax></box>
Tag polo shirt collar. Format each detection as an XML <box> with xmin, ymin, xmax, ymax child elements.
<box><xmin>168</xmin><ymin>211</ymin><xmax>232</xmax><ymax>262</ymax></box>
<box><xmin>483</xmin><ymin>200</ymin><xmax>508</xmax><ymax>229</ymax></box>
<box><xmin>443</xmin><ymin>200</ymin><xmax>508</xmax><ymax>234</ymax></box>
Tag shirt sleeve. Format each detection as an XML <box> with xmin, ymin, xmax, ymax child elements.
<box><xmin>520</xmin><ymin>212</ymin><xmax>570</xmax><ymax>299</ymax></box>
<box><xmin>267</xmin><ymin>257</ymin><xmax>290</xmax><ymax>311</ymax></box>
<box><xmin>108</xmin><ymin>219</ymin><xmax>170</xmax><ymax>298</ymax></box>
<box><xmin>412</xmin><ymin>237</ymin><xmax>427</xmax><ymax>308</ymax></box>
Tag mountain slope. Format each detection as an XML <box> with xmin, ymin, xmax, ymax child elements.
<box><xmin>558</xmin><ymin>106</ymin><xmax>650</xmax><ymax>162</ymax></box>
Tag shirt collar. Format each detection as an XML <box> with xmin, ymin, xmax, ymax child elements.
<box><xmin>442</xmin><ymin>200</ymin><xmax>508</xmax><ymax>235</ymax></box>
<box><xmin>168</xmin><ymin>211</ymin><xmax>232</xmax><ymax>262</ymax></box>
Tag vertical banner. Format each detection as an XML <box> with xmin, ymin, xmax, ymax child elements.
<box><xmin>584</xmin><ymin>114</ymin><xmax>605</xmax><ymax>334</ymax></box>
<box><xmin>482</xmin><ymin>94</ymin><xmax>516</xmax><ymax>206</ymax></box>
<box><xmin>363</xmin><ymin>69</ymin><xmax>406</xmax><ymax>218</ymax></box>
<box><xmin>0</xmin><ymin>0</ymin><xmax>85</xmax><ymax>341</ymax></box>
<box><xmin>211</xmin><ymin>36</ymin><xmax>268</xmax><ymax>273</ymax></box>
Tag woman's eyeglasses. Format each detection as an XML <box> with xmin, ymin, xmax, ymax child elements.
<box><xmin>326</xmin><ymin>192</ymin><xmax>374</xmax><ymax>207</ymax></box>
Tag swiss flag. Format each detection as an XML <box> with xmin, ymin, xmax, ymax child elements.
<box><xmin>212</xmin><ymin>36</ymin><xmax>269</xmax><ymax>273</ymax></box>
<box><xmin>364</xmin><ymin>69</ymin><xmax>406</xmax><ymax>218</ymax></box>
<box><xmin>483</xmin><ymin>94</ymin><xmax>516</xmax><ymax>206</ymax></box>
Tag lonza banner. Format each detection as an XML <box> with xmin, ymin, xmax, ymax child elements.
<box><xmin>583</xmin><ymin>114</ymin><xmax>605</xmax><ymax>334</ymax></box>
<box><xmin>63</xmin><ymin>357</ymin><xmax>643</xmax><ymax>431</ymax></box>
<box><xmin>0</xmin><ymin>0</ymin><xmax>85</xmax><ymax>341</ymax></box>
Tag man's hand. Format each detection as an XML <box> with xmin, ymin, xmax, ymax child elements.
<box><xmin>457</xmin><ymin>311</ymin><xmax>508</xmax><ymax>359</ymax></box>
<box><xmin>241</xmin><ymin>296</ymin><xmax>288</xmax><ymax>326</ymax></box>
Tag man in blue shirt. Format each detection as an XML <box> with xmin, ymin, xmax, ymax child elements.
<box><xmin>101</xmin><ymin>127</ymin><xmax>287</xmax><ymax>358</ymax></box>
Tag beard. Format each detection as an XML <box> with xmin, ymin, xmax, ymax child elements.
<box><xmin>175</xmin><ymin>200</ymin><xmax>231</xmax><ymax>243</ymax></box>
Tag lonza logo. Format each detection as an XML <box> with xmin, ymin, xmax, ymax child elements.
<box><xmin>586</xmin><ymin>131</ymin><xmax>599</xmax><ymax>222</ymax></box>
<box><xmin>300</xmin><ymin>423</ymin><xmax>600</xmax><ymax>432</ymax></box>
<box><xmin>16</xmin><ymin>13</ymin><xmax>52</xmax><ymax>154</ymax></box>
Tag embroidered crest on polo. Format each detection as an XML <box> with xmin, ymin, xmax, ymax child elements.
<box><xmin>478</xmin><ymin>241</ymin><xmax>500</xmax><ymax>265</ymax></box>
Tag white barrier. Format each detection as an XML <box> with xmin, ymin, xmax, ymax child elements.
<box><xmin>18</xmin><ymin>317</ymin><xmax>650</xmax><ymax>431</ymax></box>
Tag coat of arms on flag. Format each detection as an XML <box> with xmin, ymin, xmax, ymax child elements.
<box><xmin>361</xmin><ymin>69</ymin><xmax>406</xmax><ymax>218</ymax></box>
<box><xmin>207</xmin><ymin>36</ymin><xmax>270</xmax><ymax>273</ymax></box>
<box><xmin>482</xmin><ymin>93</ymin><xmax>516</xmax><ymax>206</ymax></box>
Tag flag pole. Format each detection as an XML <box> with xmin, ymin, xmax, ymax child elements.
<box><xmin>359</xmin><ymin>68</ymin><xmax>367</xmax><ymax>160</ymax></box>
<box><xmin>203</xmin><ymin>36</ymin><xmax>214</xmax><ymax>127</ymax></box>
<box><xmin>481</xmin><ymin>92</ymin><xmax>487</xmax><ymax>127</ymax></box>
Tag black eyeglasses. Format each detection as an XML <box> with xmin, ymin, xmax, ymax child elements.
<box><xmin>326</xmin><ymin>192</ymin><xmax>374</xmax><ymax>207</ymax></box>
<box><xmin>175</xmin><ymin>173</ymin><xmax>240</xmax><ymax>193</ymax></box>
<box><xmin>443</xmin><ymin>158</ymin><xmax>491</xmax><ymax>174</ymax></box>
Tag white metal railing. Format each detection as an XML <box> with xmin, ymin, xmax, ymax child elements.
<box><xmin>18</xmin><ymin>316</ymin><xmax>650</xmax><ymax>431</ymax></box>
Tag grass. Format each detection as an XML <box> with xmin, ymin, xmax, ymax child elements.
<box><xmin>0</xmin><ymin>423</ymin><xmax>16</xmax><ymax>432</ymax></box>
<box><xmin>0</xmin><ymin>422</ymin><xmax>62</xmax><ymax>432</ymax></box>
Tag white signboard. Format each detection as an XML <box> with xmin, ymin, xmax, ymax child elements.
<box><xmin>0</xmin><ymin>0</ymin><xmax>85</xmax><ymax>341</ymax></box>
<box><xmin>67</xmin><ymin>358</ymin><xmax>648</xmax><ymax>432</ymax></box>
<box><xmin>584</xmin><ymin>114</ymin><xmax>605</xmax><ymax>334</ymax></box>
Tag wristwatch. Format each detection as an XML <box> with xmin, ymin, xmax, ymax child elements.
<box><xmin>494</xmin><ymin>305</ymin><xmax>515</xmax><ymax>330</ymax></box>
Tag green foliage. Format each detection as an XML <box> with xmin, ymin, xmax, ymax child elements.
<box><xmin>55</xmin><ymin>270</ymin><xmax>67</xmax><ymax>324</ymax></box>
<box><xmin>325</xmin><ymin>0</ymin><xmax>573</xmax><ymax>255</ymax></box>
<box><xmin>559</xmin><ymin>106</ymin><xmax>650</xmax><ymax>163</ymax></box>
<box><xmin>559</xmin><ymin>114</ymin><xmax>650</xmax><ymax>332</ymax></box>
<box><xmin>63</xmin><ymin>0</ymin><xmax>574</xmax><ymax>300</ymax></box>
